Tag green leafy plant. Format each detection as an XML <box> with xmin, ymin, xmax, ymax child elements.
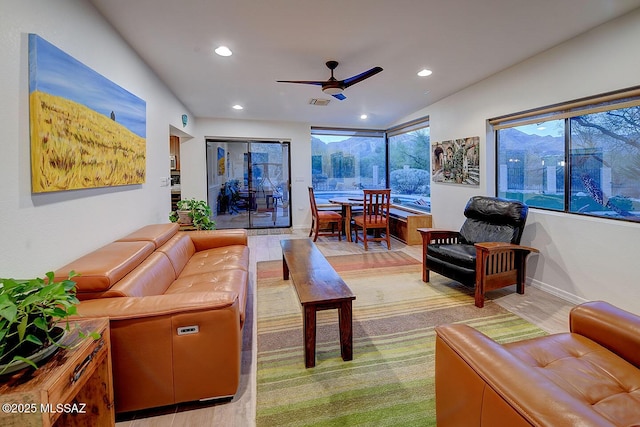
<box><xmin>0</xmin><ymin>271</ymin><xmax>92</xmax><ymax>372</ymax></box>
<box><xmin>170</xmin><ymin>198</ymin><xmax>216</xmax><ymax>230</ymax></box>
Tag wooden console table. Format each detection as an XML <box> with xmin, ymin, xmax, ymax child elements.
<box><xmin>281</xmin><ymin>239</ymin><xmax>356</xmax><ymax>368</ymax></box>
<box><xmin>0</xmin><ymin>318</ymin><xmax>114</xmax><ymax>427</ymax></box>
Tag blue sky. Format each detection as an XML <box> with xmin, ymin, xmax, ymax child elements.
<box><xmin>517</xmin><ymin>120</ymin><xmax>564</xmax><ymax>137</ymax></box>
<box><xmin>29</xmin><ymin>34</ymin><xmax>146</xmax><ymax>138</ymax></box>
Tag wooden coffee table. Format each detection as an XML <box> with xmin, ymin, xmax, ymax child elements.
<box><xmin>281</xmin><ymin>239</ymin><xmax>356</xmax><ymax>368</ymax></box>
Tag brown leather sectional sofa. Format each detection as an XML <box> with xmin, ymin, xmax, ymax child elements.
<box><xmin>435</xmin><ymin>301</ymin><xmax>640</xmax><ymax>426</ymax></box>
<box><xmin>54</xmin><ymin>223</ymin><xmax>249</xmax><ymax>413</ymax></box>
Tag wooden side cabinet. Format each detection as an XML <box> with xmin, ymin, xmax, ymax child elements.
<box><xmin>389</xmin><ymin>210</ymin><xmax>432</xmax><ymax>245</ymax></box>
<box><xmin>0</xmin><ymin>318</ymin><xmax>114</xmax><ymax>427</ymax></box>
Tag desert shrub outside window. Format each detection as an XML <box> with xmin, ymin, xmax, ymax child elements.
<box><xmin>387</xmin><ymin>120</ymin><xmax>431</xmax><ymax>212</ymax></box>
<box><xmin>493</xmin><ymin>87</ymin><xmax>640</xmax><ymax>223</ymax></box>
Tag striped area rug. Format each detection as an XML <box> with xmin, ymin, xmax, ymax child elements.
<box><xmin>256</xmin><ymin>251</ymin><xmax>546</xmax><ymax>426</ymax></box>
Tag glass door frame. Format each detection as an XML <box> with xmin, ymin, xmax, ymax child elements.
<box><xmin>206</xmin><ymin>138</ymin><xmax>292</xmax><ymax>230</ymax></box>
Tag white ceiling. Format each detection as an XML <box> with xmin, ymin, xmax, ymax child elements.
<box><xmin>89</xmin><ymin>0</ymin><xmax>640</xmax><ymax>129</ymax></box>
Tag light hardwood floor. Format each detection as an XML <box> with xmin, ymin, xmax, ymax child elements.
<box><xmin>116</xmin><ymin>229</ymin><xmax>574</xmax><ymax>427</ymax></box>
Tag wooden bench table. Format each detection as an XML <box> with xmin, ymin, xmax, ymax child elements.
<box><xmin>281</xmin><ymin>239</ymin><xmax>356</xmax><ymax>368</ymax></box>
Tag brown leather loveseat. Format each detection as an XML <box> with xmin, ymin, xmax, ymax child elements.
<box><xmin>54</xmin><ymin>223</ymin><xmax>249</xmax><ymax>413</ymax></box>
<box><xmin>435</xmin><ymin>301</ymin><xmax>640</xmax><ymax>426</ymax></box>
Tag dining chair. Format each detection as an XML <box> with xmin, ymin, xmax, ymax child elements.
<box><xmin>352</xmin><ymin>189</ymin><xmax>391</xmax><ymax>250</ymax></box>
<box><xmin>308</xmin><ymin>187</ymin><xmax>342</xmax><ymax>241</ymax></box>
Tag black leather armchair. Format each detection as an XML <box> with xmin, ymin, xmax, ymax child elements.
<box><xmin>418</xmin><ymin>196</ymin><xmax>538</xmax><ymax>308</ymax></box>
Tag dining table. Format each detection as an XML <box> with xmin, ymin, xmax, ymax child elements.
<box><xmin>328</xmin><ymin>196</ymin><xmax>364</xmax><ymax>242</ymax></box>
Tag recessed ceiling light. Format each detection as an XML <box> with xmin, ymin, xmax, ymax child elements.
<box><xmin>214</xmin><ymin>46</ymin><xmax>232</xmax><ymax>57</ymax></box>
<box><xmin>360</xmin><ymin>114</ymin><xmax>368</xmax><ymax>120</ymax></box>
<box><xmin>232</xmin><ymin>104</ymin><xmax>243</xmax><ymax>110</ymax></box>
<box><xmin>417</xmin><ymin>69</ymin><xmax>433</xmax><ymax>77</ymax></box>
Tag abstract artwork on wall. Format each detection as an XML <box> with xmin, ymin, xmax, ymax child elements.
<box><xmin>431</xmin><ymin>136</ymin><xmax>480</xmax><ymax>185</ymax></box>
<box><xmin>217</xmin><ymin>147</ymin><xmax>226</xmax><ymax>176</ymax></box>
<box><xmin>29</xmin><ymin>34</ymin><xmax>147</xmax><ymax>193</ymax></box>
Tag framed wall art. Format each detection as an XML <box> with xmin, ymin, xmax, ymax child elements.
<box><xmin>217</xmin><ymin>147</ymin><xmax>226</xmax><ymax>176</ymax></box>
<box><xmin>432</xmin><ymin>136</ymin><xmax>480</xmax><ymax>185</ymax></box>
<box><xmin>29</xmin><ymin>34</ymin><xmax>146</xmax><ymax>193</ymax></box>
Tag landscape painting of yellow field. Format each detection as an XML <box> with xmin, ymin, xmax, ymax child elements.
<box><xmin>29</xmin><ymin>34</ymin><xmax>146</xmax><ymax>193</ymax></box>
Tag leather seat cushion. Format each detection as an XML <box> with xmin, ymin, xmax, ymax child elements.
<box><xmin>464</xmin><ymin>196</ymin><xmax>528</xmax><ymax>226</ymax></box>
<box><xmin>505</xmin><ymin>333</ymin><xmax>640</xmax><ymax>426</ymax></box>
<box><xmin>180</xmin><ymin>246</ymin><xmax>250</xmax><ymax>277</ymax></box>
<box><xmin>105</xmin><ymin>252</ymin><xmax>176</xmax><ymax>298</ymax></box>
<box><xmin>166</xmin><ymin>269</ymin><xmax>248</xmax><ymax>325</ymax></box>
<box><xmin>157</xmin><ymin>233</ymin><xmax>196</xmax><ymax>276</ymax></box>
<box><xmin>54</xmin><ymin>241</ymin><xmax>155</xmax><ymax>292</ymax></box>
<box><xmin>460</xmin><ymin>196</ymin><xmax>528</xmax><ymax>244</ymax></box>
<box><xmin>459</xmin><ymin>219</ymin><xmax>518</xmax><ymax>244</ymax></box>
<box><xmin>428</xmin><ymin>243</ymin><xmax>476</xmax><ymax>270</ymax></box>
<box><xmin>116</xmin><ymin>223</ymin><xmax>179</xmax><ymax>249</ymax></box>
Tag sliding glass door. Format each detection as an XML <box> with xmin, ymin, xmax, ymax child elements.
<box><xmin>206</xmin><ymin>139</ymin><xmax>291</xmax><ymax>229</ymax></box>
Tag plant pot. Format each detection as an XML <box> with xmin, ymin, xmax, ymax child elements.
<box><xmin>177</xmin><ymin>210</ymin><xmax>192</xmax><ymax>225</ymax></box>
<box><xmin>0</xmin><ymin>326</ymin><xmax>67</xmax><ymax>375</ymax></box>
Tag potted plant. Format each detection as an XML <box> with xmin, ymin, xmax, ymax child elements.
<box><xmin>0</xmin><ymin>271</ymin><xmax>92</xmax><ymax>374</ymax></box>
<box><xmin>170</xmin><ymin>198</ymin><xmax>216</xmax><ymax>230</ymax></box>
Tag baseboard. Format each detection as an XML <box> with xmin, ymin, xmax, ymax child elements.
<box><xmin>528</xmin><ymin>278</ymin><xmax>588</xmax><ymax>306</ymax></box>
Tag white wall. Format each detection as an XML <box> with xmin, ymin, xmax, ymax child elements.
<box><xmin>4</xmin><ymin>1</ymin><xmax>639</xmax><ymax>314</ymax></box>
<box><xmin>0</xmin><ymin>0</ymin><xmax>193</xmax><ymax>277</ymax></box>
<box><xmin>397</xmin><ymin>8</ymin><xmax>640</xmax><ymax>313</ymax></box>
<box><xmin>185</xmin><ymin>118</ymin><xmax>312</xmax><ymax>229</ymax></box>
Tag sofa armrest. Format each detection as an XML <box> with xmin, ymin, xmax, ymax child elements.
<box><xmin>73</xmin><ymin>291</ymin><xmax>238</xmax><ymax>320</ymax></box>
<box><xmin>570</xmin><ymin>301</ymin><xmax>640</xmax><ymax>368</ymax></box>
<box><xmin>435</xmin><ymin>324</ymin><xmax>613</xmax><ymax>426</ymax></box>
<box><xmin>73</xmin><ymin>292</ymin><xmax>243</xmax><ymax>413</ymax></box>
<box><xmin>186</xmin><ymin>229</ymin><xmax>248</xmax><ymax>251</ymax></box>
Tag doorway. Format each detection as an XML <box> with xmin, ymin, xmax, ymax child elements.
<box><xmin>206</xmin><ymin>139</ymin><xmax>291</xmax><ymax>229</ymax></box>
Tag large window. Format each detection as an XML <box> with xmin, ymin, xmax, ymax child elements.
<box><xmin>494</xmin><ymin>88</ymin><xmax>640</xmax><ymax>222</ymax></box>
<box><xmin>388</xmin><ymin>121</ymin><xmax>431</xmax><ymax>211</ymax></box>
<box><xmin>311</xmin><ymin>118</ymin><xmax>430</xmax><ymax>212</ymax></box>
<box><xmin>311</xmin><ymin>128</ymin><xmax>386</xmax><ymax>204</ymax></box>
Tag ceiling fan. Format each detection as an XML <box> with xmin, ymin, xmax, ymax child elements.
<box><xmin>277</xmin><ymin>61</ymin><xmax>383</xmax><ymax>100</ymax></box>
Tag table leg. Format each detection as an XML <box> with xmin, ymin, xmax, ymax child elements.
<box><xmin>344</xmin><ymin>205</ymin><xmax>353</xmax><ymax>242</ymax></box>
<box><xmin>303</xmin><ymin>304</ymin><xmax>317</xmax><ymax>368</ymax></box>
<box><xmin>283</xmin><ymin>255</ymin><xmax>289</xmax><ymax>280</ymax></box>
<box><xmin>338</xmin><ymin>300</ymin><xmax>353</xmax><ymax>361</ymax></box>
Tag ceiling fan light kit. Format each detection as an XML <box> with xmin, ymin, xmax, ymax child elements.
<box><xmin>322</xmin><ymin>86</ymin><xmax>343</xmax><ymax>95</ymax></box>
<box><xmin>277</xmin><ymin>60</ymin><xmax>382</xmax><ymax>101</ymax></box>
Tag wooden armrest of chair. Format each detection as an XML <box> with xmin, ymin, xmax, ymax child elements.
<box><xmin>418</xmin><ymin>228</ymin><xmax>462</xmax><ymax>283</ymax></box>
<box><xmin>417</xmin><ymin>228</ymin><xmax>461</xmax><ymax>243</ymax></box>
<box><xmin>474</xmin><ymin>242</ymin><xmax>539</xmax><ymax>254</ymax></box>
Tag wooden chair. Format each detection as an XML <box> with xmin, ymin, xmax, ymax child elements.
<box><xmin>352</xmin><ymin>189</ymin><xmax>391</xmax><ymax>250</ymax></box>
<box><xmin>308</xmin><ymin>187</ymin><xmax>342</xmax><ymax>241</ymax></box>
<box><xmin>418</xmin><ymin>196</ymin><xmax>539</xmax><ymax>308</ymax></box>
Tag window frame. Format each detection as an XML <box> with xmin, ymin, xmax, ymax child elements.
<box><xmin>492</xmin><ymin>85</ymin><xmax>640</xmax><ymax>223</ymax></box>
<box><xmin>310</xmin><ymin>116</ymin><xmax>430</xmax><ymax>212</ymax></box>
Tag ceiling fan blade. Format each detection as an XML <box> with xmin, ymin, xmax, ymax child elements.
<box><xmin>332</xmin><ymin>93</ymin><xmax>347</xmax><ymax>101</ymax></box>
<box><xmin>342</xmin><ymin>66</ymin><xmax>383</xmax><ymax>88</ymax></box>
<box><xmin>276</xmin><ymin>80</ymin><xmax>324</xmax><ymax>86</ymax></box>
